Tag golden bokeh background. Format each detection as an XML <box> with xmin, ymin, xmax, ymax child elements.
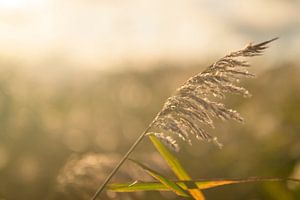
<box><xmin>0</xmin><ymin>0</ymin><xmax>300</xmax><ymax>199</ymax></box>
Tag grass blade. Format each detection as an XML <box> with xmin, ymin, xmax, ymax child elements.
<box><xmin>149</xmin><ymin>135</ymin><xmax>190</xmax><ymax>179</ymax></box>
<box><xmin>148</xmin><ymin>134</ymin><xmax>205</xmax><ymax>199</ymax></box>
<box><xmin>129</xmin><ymin>159</ymin><xmax>191</xmax><ymax>197</ymax></box>
<box><xmin>107</xmin><ymin>177</ymin><xmax>300</xmax><ymax>192</ymax></box>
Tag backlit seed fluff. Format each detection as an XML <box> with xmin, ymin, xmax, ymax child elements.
<box><xmin>148</xmin><ymin>38</ymin><xmax>278</xmax><ymax>151</ymax></box>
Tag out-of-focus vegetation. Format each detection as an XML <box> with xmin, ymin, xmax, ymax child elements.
<box><xmin>0</xmin><ymin>1</ymin><xmax>299</xmax><ymax>199</ymax></box>
<box><xmin>0</xmin><ymin>59</ymin><xmax>299</xmax><ymax>199</ymax></box>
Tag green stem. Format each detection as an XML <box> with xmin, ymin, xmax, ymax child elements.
<box><xmin>91</xmin><ymin>124</ymin><xmax>153</xmax><ymax>200</ymax></box>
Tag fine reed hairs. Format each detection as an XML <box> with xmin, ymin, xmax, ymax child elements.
<box><xmin>91</xmin><ymin>37</ymin><xmax>279</xmax><ymax>200</ymax></box>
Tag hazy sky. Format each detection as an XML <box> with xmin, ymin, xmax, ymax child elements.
<box><xmin>0</xmin><ymin>0</ymin><xmax>299</xmax><ymax>69</ymax></box>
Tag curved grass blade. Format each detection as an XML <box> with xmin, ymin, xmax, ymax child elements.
<box><xmin>129</xmin><ymin>159</ymin><xmax>191</xmax><ymax>197</ymax></box>
<box><xmin>148</xmin><ymin>134</ymin><xmax>205</xmax><ymax>200</ymax></box>
<box><xmin>107</xmin><ymin>178</ymin><xmax>300</xmax><ymax>192</ymax></box>
<box><xmin>149</xmin><ymin>135</ymin><xmax>190</xmax><ymax>179</ymax></box>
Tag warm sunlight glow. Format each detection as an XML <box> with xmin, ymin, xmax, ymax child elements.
<box><xmin>0</xmin><ymin>0</ymin><xmax>297</xmax><ymax>69</ymax></box>
<box><xmin>0</xmin><ymin>0</ymin><xmax>26</xmax><ymax>9</ymax></box>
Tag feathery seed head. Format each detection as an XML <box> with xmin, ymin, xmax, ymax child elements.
<box><xmin>149</xmin><ymin>38</ymin><xmax>278</xmax><ymax>151</ymax></box>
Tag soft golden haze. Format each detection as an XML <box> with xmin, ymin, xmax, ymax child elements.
<box><xmin>0</xmin><ymin>0</ymin><xmax>299</xmax><ymax>69</ymax></box>
<box><xmin>0</xmin><ymin>2</ymin><xmax>300</xmax><ymax>199</ymax></box>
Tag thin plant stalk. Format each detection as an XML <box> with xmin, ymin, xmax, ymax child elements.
<box><xmin>91</xmin><ymin>123</ymin><xmax>154</xmax><ymax>200</ymax></box>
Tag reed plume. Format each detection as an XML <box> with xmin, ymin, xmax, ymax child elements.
<box><xmin>91</xmin><ymin>38</ymin><xmax>278</xmax><ymax>200</ymax></box>
<box><xmin>148</xmin><ymin>38</ymin><xmax>278</xmax><ymax>151</ymax></box>
<box><xmin>57</xmin><ymin>153</ymin><xmax>168</xmax><ymax>199</ymax></box>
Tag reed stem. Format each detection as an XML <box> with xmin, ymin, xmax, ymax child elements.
<box><xmin>91</xmin><ymin>124</ymin><xmax>153</xmax><ymax>200</ymax></box>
